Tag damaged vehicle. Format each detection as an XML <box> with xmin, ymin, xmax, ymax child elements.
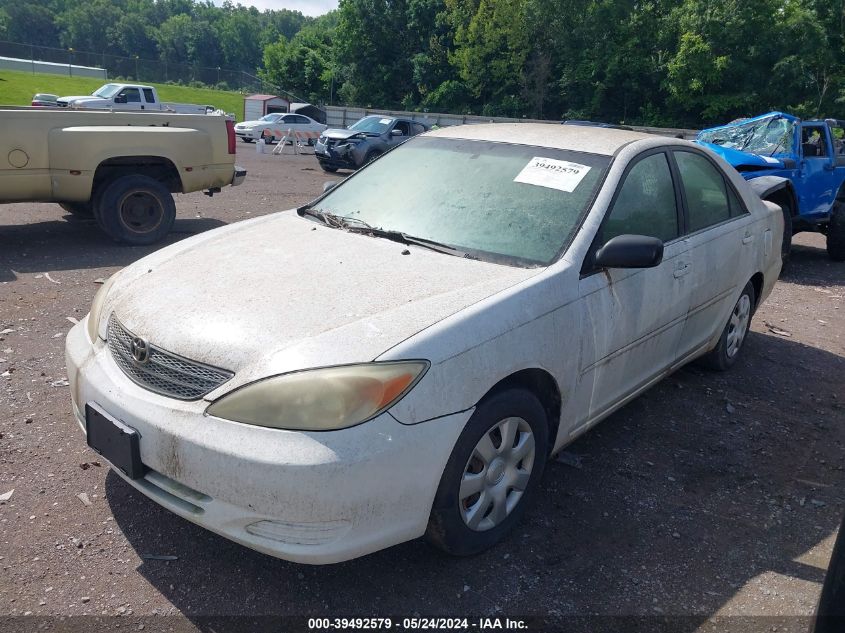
<box><xmin>66</xmin><ymin>124</ymin><xmax>782</xmax><ymax>564</ymax></box>
<box><xmin>313</xmin><ymin>115</ymin><xmax>428</xmax><ymax>172</ymax></box>
<box><xmin>697</xmin><ymin>112</ymin><xmax>845</xmax><ymax>261</ymax></box>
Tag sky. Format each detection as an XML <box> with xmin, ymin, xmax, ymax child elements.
<box><xmin>216</xmin><ymin>0</ymin><xmax>339</xmax><ymax>16</ymax></box>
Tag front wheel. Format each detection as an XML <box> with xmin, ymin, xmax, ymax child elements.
<box><xmin>827</xmin><ymin>201</ymin><xmax>845</xmax><ymax>262</ymax></box>
<box><xmin>699</xmin><ymin>281</ymin><xmax>756</xmax><ymax>371</ymax></box>
<box><xmin>426</xmin><ymin>388</ymin><xmax>548</xmax><ymax>556</ymax></box>
<box><xmin>96</xmin><ymin>175</ymin><xmax>176</xmax><ymax>245</ymax></box>
<box><xmin>319</xmin><ymin>163</ymin><xmax>338</xmax><ymax>173</ymax></box>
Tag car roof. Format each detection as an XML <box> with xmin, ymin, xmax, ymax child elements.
<box><xmin>425</xmin><ymin>123</ymin><xmax>654</xmax><ymax>156</ymax></box>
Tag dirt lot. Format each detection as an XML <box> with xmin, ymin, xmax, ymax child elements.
<box><xmin>1</xmin><ymin>145</ymin><xmax>843</xmax><ymax>633</ymax></box>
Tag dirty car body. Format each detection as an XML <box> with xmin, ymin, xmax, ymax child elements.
<box><xmin>66</xmin><ymin>124</ymin><xmax>783</xmax><ymax>564</ymax></box>
<box><xmin>313</xmin><ymin>115</ymin><xmax>428</xmax><ymax>171</ymax></box>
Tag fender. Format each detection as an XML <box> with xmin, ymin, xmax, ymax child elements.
<box><xmin>748</xmin><ymin>175</ymin><xmax>790</xmax><ymax>201</ymax></box>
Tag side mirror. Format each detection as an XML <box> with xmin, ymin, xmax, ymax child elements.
<box><xmin>594</xmin><ymin>234</ymin><xmax>664</xmax><ymax>269</ymax></box>
<box><xmin>391</xmin><ymin>129</ymin><xmax>404</xmax><ymax>136</ymax></box>
<box><xmin>114</xmin><ymin>95</ymin><xmax>127</xmax><ymax>104</ymax></box>
<box><xmin>322</xmin><ymin>181</ymin><xmax>337</xmax><ymax>193</ymax></box>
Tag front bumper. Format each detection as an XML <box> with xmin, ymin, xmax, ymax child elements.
<box><xmin>65</xmin><ymin>319</ymin><xmax>469</xmax><ymax>564</ymax></box>
<box><xmin>235</xmin><ymin>129</ymin><xmax>259</xmax><ymax>140</ymax></box>
<box><xmin>314</xmin><ymin>140</ymin><xmax>363</xmax><ymax>169</ymax></box>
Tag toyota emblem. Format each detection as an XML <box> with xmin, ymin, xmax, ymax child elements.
<box><xmin>130</xmin><ymin>336</ymin><xmax>151</xmax><ymax>364</ymax></box>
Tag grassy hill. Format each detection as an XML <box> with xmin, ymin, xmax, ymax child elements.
<box><xmin>0</xmin><ymin>69</ymin><xmax>245</xmax><ymax>118</ymax></box>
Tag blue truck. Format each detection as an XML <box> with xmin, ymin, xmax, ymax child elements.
<box><xmin>696</xmin><ymin>112</ymin><xmax>845</xmax><ymax>261</ymax></box>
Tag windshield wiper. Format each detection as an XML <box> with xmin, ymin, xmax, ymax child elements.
<box><xmin>346</xmin><ymin>226</ymin><xmax>477</xmax><ymax>259</ymax></box>
<box><xmin>300</xmin><ymin>208</ymin><xmax>346</xmax><ymax>228</ymax></box>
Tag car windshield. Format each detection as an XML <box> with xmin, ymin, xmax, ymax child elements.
<box><xmin>259</xmin><ymin>114</ymin><xmax>281</xmax><ymax>122</ymax></box>
<box><xmin>349</xmin><ymin>116</ymin><xmax>393</xmax><ymax>135</ymax></box>
<box><xmin>698</xmin><ymin>115</ymin><xmax>796</xmax><ymax>155</ymax></box>
<box><xmin>310</xmin><ymin>136</ymin><xmax>610</xmax><ymax>267</ymax></box>
<box><xmin>93</xmin><ymin>84</ymin><xmax>122</xmax><ymax>98</ymax></box>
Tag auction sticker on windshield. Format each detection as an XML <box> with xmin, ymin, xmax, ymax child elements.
<box><xmin>514</xmin><ymin>157</ymin><xmax>591</xmax><ymax>193</ymax></box>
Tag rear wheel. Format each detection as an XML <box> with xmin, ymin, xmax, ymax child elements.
<box><xmin>827</xmin><ymin>201</ymin><xmax>845</xmax><ymax>262</ymax></box>
<box><xmin>426</xmin><ymin>388</ymin><xmax>548</xmax><ymax>556</ymax></box>
<box><xmin>96</xmin><ymin>175</ymin><xmax>176</xmax><ymax>245</ymax></box>
<box><xmin>59</xmin><ymin>202</ymin><xmax>94</xmax><ymax>217</ymax></box>
<box><xmin>699</xmin><ymin>281</ymin><xmax>756</xmax><ymax>371</ymax></box>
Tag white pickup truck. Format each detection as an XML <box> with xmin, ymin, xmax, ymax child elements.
<box><xmin>56</xmin><ymin>83</ymin><xmax>213</xmax><ymax>114</ymax></box>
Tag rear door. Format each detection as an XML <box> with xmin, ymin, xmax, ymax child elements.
<box><xmin>578</xmin><ymin>149</ymin><xmax>693</xmax><ymax>420</ymax></box>
<box><xmin>673</xmin><ymin>149</ymin><xmax>756</xmax><ymax>357</ymax></box>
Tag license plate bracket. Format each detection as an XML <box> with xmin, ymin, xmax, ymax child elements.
<box><xmin>85</xmin><ymin>403</ymin><xmax>146</xmax><ymax>480</ymax></box>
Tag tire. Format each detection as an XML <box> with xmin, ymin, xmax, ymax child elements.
<box><xmin>426</xmin><ymin>388</ymin><xmax>549</xmax><ymax>556</ymax></box>
<box><xmin>59</xmin><ymin>202</ymin><xmax>94</xmax><ymax>217</ymax></box>
<box><xmin>699</xmin><ymin>281</ymin><xmax>756</xmax><ymax>371</ymax></box>
<box><xmin>96</xmin><ymin>175</ymin><xmax>176</xmax><ymax>246</ymax></box>
<box><xmin>780</xmin><ymin>206</ymin><xmax>793</xmax><ymax>264</ymax></box>
<box><xmin>319</xmin><ymin>163</ymin><xmax>338</xmax><ymax>173</ymax></box>
<box><xmin>359</xmin><ymin>150</ymin><xmax>382</xmax><ymax>169</ymax></box>
<box><xmin>827</xmin><ymin>201</ymin><xmax>845</xmax><ymax>262</ymax></box>
<box><xmin>241</xmin><ymin>138</ymin><xmax>254</xmax><ymax>143</ymax></box>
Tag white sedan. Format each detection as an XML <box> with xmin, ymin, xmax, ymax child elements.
<box><xmin>65</xmin><ymin>124</ymin><xmax>783</xmax><ymax>564</ymax></box>
<box><xmin>234</xmin><ymin>113</ymin><xmax>326</xmax><ymax>144</ymax></box>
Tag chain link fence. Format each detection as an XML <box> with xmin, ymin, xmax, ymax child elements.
<box><xmin>0</xmin><ymin>39</ymin><xmax>268</xmax><ymax>93</ymax></box>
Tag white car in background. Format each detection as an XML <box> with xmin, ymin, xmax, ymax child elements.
<box><xmin>234</xmin><ymin>113</ymin><xmax>326</xmax><ymax>145</ymax></box>
<box><xmin>66</xmin><ymin>124</ymin><xmax>783</xmax><ymax>564</ymax></box>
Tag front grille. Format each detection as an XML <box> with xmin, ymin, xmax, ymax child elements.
<box><xmin>107</xmin><ymin>314</ymin><xmax>233</xmax><ymax>401</ymax></box>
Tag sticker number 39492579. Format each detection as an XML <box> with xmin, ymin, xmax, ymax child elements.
<box><xmin>513</xmin><ymin>157</ymin><xmax>591</xmax><ymax>193</ymax></box>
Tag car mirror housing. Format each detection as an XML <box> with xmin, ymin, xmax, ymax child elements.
<box><xmin>391</xmin><ymin>129</ymin><xmax>404</xmax><ymax>136</ymax></box>
<box><xmin>594</xmin><ymin>235</ymin><xmax>664</xmax><ymax>269</ymax></box>
<box><xmin>114</xmin><ymin>95</ymin><xmax>127</xmax><ymax>104</ymax></box>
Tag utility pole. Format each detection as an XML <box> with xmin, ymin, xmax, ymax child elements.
<box><xmin>68</xmin><ymin>48</ymin><xmax>74</xmax><ymax>77</ymax></box>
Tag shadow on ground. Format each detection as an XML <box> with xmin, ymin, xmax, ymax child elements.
<box><xmin>0</xmin><ymin>214</ymin><xmax>226</xmax><ymax>281</ymax></box>
<box><xmin>104</xmin><ymin>331</ymin><xmax>844</xmax><ymax>632</ymax></box>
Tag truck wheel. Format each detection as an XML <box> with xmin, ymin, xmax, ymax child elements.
<box><xmin>827</xmin><ymin>201</ymin><xmax>845</xmax><ymax>262</ymax></box>
<box><xmin>97</xmin><ymin>175</ymin><xmax>176</xmax><ymax>245</ymax></box>
<box><xmin>780</xmin><ymin>207</ymin><xmax>793</xmax><ymax>264</ymax></box>
<box><xmin>58</xmin><ymin>202</ymin><xmax>94</xmax><ymax>218</ymax></box>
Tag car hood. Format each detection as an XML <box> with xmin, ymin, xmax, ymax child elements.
<box><xmin>695</xmin><ymin>141</ymin><xmax>786</xmax><ymax>170</ymax></box>
<box><xmin>57</xmin><ymin>95</ymin><xmax>94</xmax><ymax>103</ymax></box>
<box><xmin>103</xmin><ymin>212</ymin><xmax>538</xmax><ymax>395</ymax></box>
<box><xmin>235</xmin><ymin>120</ymin><xmax>264</xmax><ymax>128</ymax></box>
<box><xmin>321</xmin><ymin>128</ymin><xmax>369</xmax><ymax>140</ymax></box>
<box><xmin>63</xmin><ymin>97</ymin><xmax>111</xmax><ymax>108</ymax></box>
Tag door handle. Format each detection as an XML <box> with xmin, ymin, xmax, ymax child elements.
<box><xmin>742</xmin><ymin>232</ymin><xmax>754</xmax><ymax>244</ymax></box>
<box><xmin>673</xmin><ymin>263</ymin><xmax>691</xmax><ymax>278</ymax></box>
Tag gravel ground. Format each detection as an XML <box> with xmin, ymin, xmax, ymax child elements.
<box><xmin>1</xmin><ymin>145</ymin><xmax>843</xmax><ymax>633</ymax></box>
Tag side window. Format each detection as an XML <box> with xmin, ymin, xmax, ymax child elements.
<box><xmin>142</xmin><ymin>88</ymin><xmax>156</xmax><ymax>103</ymax></box>
<box><xmin>282</xmin><ymin>115</ymin><xmax>297</xmax><ymax>124</ymax></box>
<box><xmin>727</xmin><ymin>185</ymin><xmax>747</xmax><ymax>218</ymax></box>
<box><xmin>120</xmin><ymin>88</ymin><xmax>141</xmax><ymax>103</ymax></box>
<box><xmin>802</xmin><ymin>126</ymin><xmax>828</xmax><ymax>158</ymax></box>
<box><xmin>600</xmin><ymin>152</ymin><xmax>679</xmax><ymax>246</ymax></box>
<box><xmin>393</xmin><ymin>121</ymin><xmax>411</xmax><ymax>136</ymax></box>
<box><xmin>412</xmin><ymin>123</ymin><xmax>425</xmax><ymax>136</ymax></box>
<box><xmin>675</xmin><ymin>151</ymin><xmax>731</xmax><ymax>232</ymax></box>
<box><xmin>294</xmin><ymin>115</ymin><xmax>311</xmax><ymax>124</ymax></box>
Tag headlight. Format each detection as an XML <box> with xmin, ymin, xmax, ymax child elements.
<box><xmin>86</xmin><ymin>275</ymin><xmax>116</xmax><ymax>342</ymax></box>
<box><xmin>206</xmin><ymin>361</ymin><xmax>429</xmax><ymax>431</ymax></box>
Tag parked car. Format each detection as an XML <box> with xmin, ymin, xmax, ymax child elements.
<box><xmin>812</xmin><ymin>510</ymin><xmax>845</xmax><ymax>633</ymax></box>
<box><xmin>31</xmin><ymin>93</ymin><xmax>58</xmax><ymax>107</ymax></box>
<box><xmin>697</xmin><ymin>112</ymin><xmax>845</xmax><ymax>261</ymax></box>
<box><xmin>66</xmin><ymin>124</ymin><xmax>782</xmax><ymax>564</ymax></box>
<box><xmin>56</xmin><ymin>83</ymin><xmax>212</xmax><ymax>114</ymax></box>
<box><xmin>233</xmin><ymin>113</ymin><xmax>326</xmax><ymax>145</ymax></box>
<box><xmin>314</xmin><ymin>115</ymin><xmax>429</xmax><ymax>171</ymax></box>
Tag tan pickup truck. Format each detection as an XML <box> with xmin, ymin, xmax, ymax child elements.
<box><xmin>0</xmin><ymin>108</ymin><xmax>246</xmax><ymax>245</ymax></box>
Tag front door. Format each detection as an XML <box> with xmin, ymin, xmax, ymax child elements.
<box><xmin>577</xmin><ymin>150</ymin><xmax>692</xmax><ymax>421</ymax></box>
<box><xmin>798</xmin><ymin>123</ymin><xmax>836</xmax><ymax>219</ymax></box>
